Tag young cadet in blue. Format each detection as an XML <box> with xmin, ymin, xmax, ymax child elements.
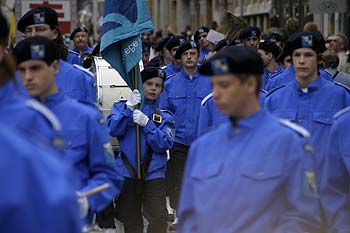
<box><xmin>159</xmin><ymin>41</ymin><xmax>212</xmax><ymax>227</ymax></box>
<box><xmin>0</xmin><ymin>12</ymin><xmax>62</xmax><ymax>149</ymax></box>
<box><xmin>178</xmin><ymin>45</ymin><xmax>322</xmax><ymax>233</ymax></box>
<box><xmin>13</xmin><ymin>36</ymin><xmax>123</xmax><ymax>222</ymax></box>
<box><xmin>17</xmin><ymin>6</ymin><xmax>96</xmax><ymax>104</ymax></box>
<box><xmin>70</xmin><ymin>26</ymin><xmax>94</xmax><ymax>54</ymax></box>
<box><xmin>162</xmin><ymin>36</ymin><xmax>186</xmax><ymax>79</ymax></box>
<box><xmin>194</xmin><ymin>26</ymin><xmax>211</xmax><ymax>64</ymax></box>
<box><xmin>198</xmin><ymin>88</ymin><xmax>268</xmax><ymax>135</ymax></box>
<box><xmin>265</xmin><ymin>32</ymin><xmax>350</xmax><ymax>228</ymax></box>
<box><xmin>239</xmin><ymin>26</ymin><xmax>261</xmax><ymax>48</ymax></box>
<box><xmin>0</xmin><ymin>125</ymin><xmax>81</xmax><ymax>233</ymax></box>
<box><xmin>257</xmin><ymin>40</ymin><xmax>284</xmax><ymax>89</ymax></box>
<box><xmin>106</xmin><ymin>67</ymin><xmax>175</xmax><ymax>233</ymax></box>
<box><xmin>320</xmin><ymin>107</ymin><xmax>350</xmax><ymax>232</ymax></box>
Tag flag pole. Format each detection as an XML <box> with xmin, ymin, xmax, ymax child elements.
<box><xmin>134</xmin><ymin>65</ymin><xmax>142</xmax><ymax>179</ymax></box>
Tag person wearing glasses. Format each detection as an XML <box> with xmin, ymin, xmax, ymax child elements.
<box><xmin>326</xmin><ymin>33</ymin><xmax>350</xmax><ymax>74</ymax></box>
<box><xmin>194</xmin><ymin>26</ymin><xmax>212</xmax><ymax>64</ymax></box>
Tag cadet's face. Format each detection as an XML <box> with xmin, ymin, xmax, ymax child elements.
<box><xmin>243</xmin><ymin>37</ymin><xmax>259</xmax><ymax>48</ymax></box>
<box><xmin>211</xmin><ymin>74</ymin><xmax>252</xmax><ymax>117</ymax></box>
<box><xmin>142</xmin><ymin>52</ymin><xmax>150</xmax><ymax>66</ymax></box>
<box><xmin>73</xmin><ymin>31</ymin><xmax>89</xmax><ymax>50</ymax></box>
<box><xmin>162</xmin><ymin>47</ymin><xmax>172</xmax><ymax>62</ymax></box>
<box><xmin>257</xmin><ymin>49</ymin><xmax>271</xmax><ymax>65</ymax></box>
<box><xmin>292</xmin><ymin>48</ymin><xmax>318</xmax><ymax>81</ymax></box>
<box><xmin>18</xmin><ymin>59</ymin><xmax>59</xmax><ymax>99</ymax></box>
<box><xmin>283</xmin><ymin>55</ymin><xmax>292</xmax><ymax>69</ymax></box>
<box><xmin>24</xmin><ymin>24</ymin><xmax>56</xmax><ymax>39</ymax></box>
<box><xmin>198</xmin><ymin>32</ymin><xmax>209</xmax><ymax>48</ymax></box>
<box><xmin>170</xmin><ymin>46</ymin><xmax>179</xmax><ymax>58</ymax></box>
<box><xmin>142</xmin><ymin>77</ymin><xmax>163</xmax><ymax>102</ymax></box>
<box><xmin>181</xmin><ymin>48</ymin><xmax>199</xmax><ymax>69</ymax></box>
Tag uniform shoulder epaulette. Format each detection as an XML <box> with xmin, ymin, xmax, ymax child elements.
<box><xmin>323</xmin><ymin>70</ymin><xmax>332</xmax><ymax>77</ymax></box>
<box><xmin>334</xmin><ymin>81</ymin><xmax>350</xmax><ymax>92</ymax></box>
<box><xmin>73</xmin><ymin>64</ymin><xmax>95</xmax><ymax>77</ymax></box>
<box><xmin>259</xmin><ymin>89</ymin><xmax>268</xmax><ymax>94</ymax></box>
<box><xmin>160</xmin><ymin>65</ymin><xmax>167</xmax><ymax>70</ymax></box>
<box><xmin>334</xmin><ymin>106</ymin><xmax>350</xmax><ymax>119</ymax></box>
<box><xmin>201</xmin><ymin>93</ymin><xmax>213</xmax><ymax>106</ymax></box>
<box><xmin>269</xmin><ymin>72</ymin><xmax>282</xmax><ymax>80</ymax></box>
<box><xmin>279</xmin><ymin>119</ymin><xmax>311</xmax><ymax>138</ymax></box>
<box><xmin>68</xmin><ymin>50</ymin><xmax>79</xmax><ymax>56</ymax></box>
<box><xmin>266</xmin><ymin>84</ymin><xmax>286</xmax><ymax>97</ymax></box>
<box><xmin>26</xmin><ymin>99</ymin><xmax>62</xmax><ymax>131</ymax></box>
<box><xmin>166</xmin><ymin>73</ymin><xmax>177</xmax><ymax>80</ymax></box>
<box><xmin>160</xmin><ymin>109</ymin><xmax>174</xmax><ymax>117</ymax></box>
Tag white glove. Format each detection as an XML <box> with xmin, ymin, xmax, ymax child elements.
<box><xmin>78</xmin><ymin>196</ymin><xmax>89</xmax><ymax>219</ymax></box>
<box><xmin>126</xmin><ymin>89</ymin><xmax>141</xmax><ymax>110</ymax></box>
<box><xmin>133</xmin><ymin>109</ymin><xmax>149</xmax><ymax>127</ymax></box>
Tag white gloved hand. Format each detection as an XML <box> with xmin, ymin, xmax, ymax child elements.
<box><xmin>133</xmin><ymin>109</ymin><xmax>149</xmax><ymax>127</ymax></box>
<box><xmin>126</xmin><ymin>89</ymin><xmax>141</xmax><ymax>110</ymax></box>
<box><xmin>78</xmin><ymin>196</ymin><xmax>89</xmax><ymax>219</ymax></box>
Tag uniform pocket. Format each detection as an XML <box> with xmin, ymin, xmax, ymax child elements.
<box><xmin>191</xmin><ymin>162</ymin><xmax>223</xmax><ymax>181</ymax></box>
<box><xmin>312</xmin><ymin>112</ymin><xmax>333</xmax><ymax>125</ymax></box>
<box><xmin>274</xmin><ymin>111</ymin><xmax>297</xmax><ymax>122</ymax></box>
<box><xmin>63</xmin><ymin>130</ymin><xmax>86</xmax><ymax>149</ymax></box>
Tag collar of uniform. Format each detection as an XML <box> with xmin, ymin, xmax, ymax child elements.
<box><xmin>0</xmin><ymin>81</ymin><xmax>18</xmax><ymax>103</ymax></box>
<box><xmin>44</xmin><ymin>92</ymin><xmax>65</xmax><ymax>106</ymax></box>
<box><xmin>141</xmin><ymin>101</ymin><xmax>157</xmax><ymax>115</ymax></box>
<box><xmin>182</xmin><ymin>70</ymin><xmax>200</xmax><ymax>80</ymax></box>
<box><xmin>200</xmin><ymin>47</ymin><xmax>210</xmax><ymax>53</ymax></box>
<box><xmin>227</xmin><ymin>108</ymin><xmax>266</xmax><ymax>136</ymax></box>
<box><xmin>293</xmin><ymin>75</ymin><xmax>323</xmax><ymax>93</ymax></box>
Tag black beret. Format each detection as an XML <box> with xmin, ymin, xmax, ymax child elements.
<box><xmin>228</xmin><ymin>36</ymin><xmax>241</xmax><ymax>46</ymax></box>
<box><xmin>17</xmin><ymin>7</ymin><xmax>58</xmax><ymax>33</ymax></box>
<box><xmin>258</xmin><ymin>41</ymin><xmax>281</xmax><ymax>58</ymax></box>
<box><xmin>194</xmin><ymin>26</ymin><xmax>209</xmax><ymax>42</ymax></box>
<box><xmin>284</xmin><ymin>31</ymin><xmax>326</xmax><ymax>56</ymax></box>
<box><xmin>155</xmin><ymin>36</ymin><xmax>171</xmax><ymax>52</ymax></box>
<box><xmin>142</xmin><ymin>41</ymin><xmax>151</xmax><ymax>54</ymax></box>
<box><xmin>12</xmin><ymin>36</ymin><xmax>59</xmax><ymax>65</ymax></box>
<box><xmin>214</xmin><ymin>39</ymin><xmax>231</xmax><ymax>52</ymax></box>
<box><xmin>199</xmin><ymin>46</ymin><xmax>263</xmax><ymax>76</ymax></box>
<box><xmin>174</xmin><ymin>41</ymin><xmax>199</xmax><ymax>60</ymax></box>
<box><xmin>141</xmin><ymin>67</ymin><xmax>166</xmax><ymax>83</ymax></box>
<box><xmin>0</xmin><ymin>13</ymin><xmax>9</xmax><ymax>44</ymax></box>
<box><xmin>70</xmin><ymin>26</ymin><xmax>89</xmax><ymax>40</ymax></box>
<box><xmin>266</xmin><ymin>32</ymin><xmax>283</xmax><ymax>43</ymax></box>
<box><xmin>239</xmin><ymin>26</ymin><xmax>261</xmax><ymax>40</ymax></box>
<box><xmin>165</xmin><ymin>36</ymin><xmax>186</xmax><ymax>51</ymax></box>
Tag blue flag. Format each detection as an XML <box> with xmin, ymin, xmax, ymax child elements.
<box><xmin>100</xmin><ymin>0</ymin><xmax>153</xmax><ymax>91</ymax></box>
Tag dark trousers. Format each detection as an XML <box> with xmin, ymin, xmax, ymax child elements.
<box><xmin>166</xmin><ymin>142</ymin><xmax>189</xmax><ymax>210</ymax></box>
<box><xmin>116</xmin><ymin>178</ymin><xmax>168</xmax><ymax>233</ymax></box>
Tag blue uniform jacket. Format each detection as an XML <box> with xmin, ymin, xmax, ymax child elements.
<box><xmin>197</xmin><ymin>90</ymin><xmax>268</xmax><ymax>136</ymax></box>
<box><xmin>45</xmin><ymin>92</ymin><xmax>123</xmax><ymax>213</ymax></box>
<box><xmin>57</xmin><ymin>60</ymin><xmax>97</xmax><ymax>104</ymax></box>
<box><xmin>0</xmin><ymin>81</ymin><xmax>62</xmax><ymax>148</ymax></box>
<box><xmin>320</xmin><ymin>107</ymin><xmax>350</xmax><ymax>232</ymax></box>
<box><xmin>262</xmin><ymin>65</ymin><xmax>284</xmax><ymax>90</ymax></box>
<box><xmin>265</xmin><ymin>66</ymin><xmax>333</xmax><ymax>92</ymax></box>
<box><xmin>162</xmin><ymin>63</ymin><xmax>182</xmax><ymax>79</ymax></box>
<box><xmin>0</xmin><ymin>125</ymin><xmax>81</xmax><ymax>233</ymax></box>
<box><xmin>107</xmin><ymin>101</ymin><xmax>175</xmax><ymax>180</ymax></box>
<box><xmin>73</xmin><ymin>46</ymin><xmax>94</xmax><ymax>54</ymax></box>
<box><xmin>159</xmin><ymin>70</ymin><xmax>212</xmax><ymax>145</ymax></box>
<box><xmin>265</xmin><ymin>77</ymin><xmax>350</xmax><ymax>177</ymax></box>
<box><xmin>178</xmin><ymin>109</ymin><xmax>321</xmax><ymax>233</ymax></box>
<box><xmin>67</xmin><ymin>49</ymin><xmax>82</xmax><ymax>65</ymax></box>
<box><xmin>199</xmin><ymin>47</ymin><xmax>210</xmax><ymax>64</ymax></box>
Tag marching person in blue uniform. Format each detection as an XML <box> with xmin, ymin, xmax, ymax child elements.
<box><xmin>159</xmin><ymin>41</ymin><xmax>212</xmax><ymax>228</ymax></box>
<box><xmin>320</xmin><ymin>107</ymin><xmax>350</xmax><ymax>232</ymax></box>
<box><xmin>17</xmin><ymin>6</ymin><xmax>96</xmax><ymax>104</ymax></box>
<box><xmin>162</xmin><ymin>36</ymin><xmax>186</xmax><ymax>79</ymax></box>
<box><xmin>194</xmin><ymin>26</ymin><xmax>212</xmax><ymax>63</ymax></box>
<box><xmin>257</xmin><ymin>40</ymin><xmax>284</xmax><ymax>89</ymax></box>
<box><xmin>106</xmin><ymin>67</ymin><xmax>175</xmax><ymax>233</ymax></box>
<box><xmin>70</xmin><ymin>26</ymin><xmax>94</xmax><ymax>54</ymax></box>
<box><xmin>13</xmin><ymin>36</ymin><xmax>123</xmax><ymax>222</ymax></box>
<box><xmin>0</xmin><ymin>12</ymin><xmax>62</xmax><ymax>150</ymax></box>
<box><xmin>239</xmin><ymin>26</ymin><xmax>261</xmax><ymax>48</ymax></box>
<box><xmin>0</xmin><ymin>125</ymin><xmax>82</xmax><ymax>233</ymax></box>
<box><xmin>178</xmin><ymin>45</ymin><xmax>322</xmax><ymax>233</ymax></box>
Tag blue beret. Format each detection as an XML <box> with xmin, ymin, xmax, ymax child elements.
<box><xmin>199</xmin><ymin>46</ymin><xmax>263</xmax><ymax>76</ymax></box>
<box><xmin>17</xmin><ymin>7</ymin><xmax>58</xmax><ymax>33</ymax></box>
<box><xmin>239</xmin><ymin>26</ymin><xmax>261</xmax><ymax>40</ymax></box>
<box><xmin>141</xmin><ymin>67</ymin><xmax>166</xmax><ymax>83</ymax></box>
<box><xmin>194</xmin><ymin>26</ymin><xmax>209</xmax><ymax>41</ymax></box>
<box><xmin>284</xmin><ymin>31</ymin><xmax>326</xmax><ymax>55</ymax></box>
<box><xmin>70</xmin><ymin>26</ymin><xmax>89</xmax><ymax>40</ymax></box>
<box><xmin>174</xmin><ymin>41</ymin><xmax>199</xmax><ymax>59</ymax></box>
<box><xmin>165</xmin><ymin>36</ymin><xmax>186</xmax><ymax>51</ymax></box>
<box><xmin>266</xmin><ymin>32</ymin><xmax>283</xmax><ymax>43</ymax></box>
<box><xmin>12</xmin><ymin>36</ymin><xmax>59</xmax><ymax>65</ymax></box>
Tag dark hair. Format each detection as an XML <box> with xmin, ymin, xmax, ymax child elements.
<box><xmin>322</xmin><ymin>51</ymin><xmax>339</xmax><ymax>69</ymax></box>
<box><xmin>51</xmin><ymin>25</ymin><xmax>68</xmax><ymax>61</ymax></box>
<box><xmin>0</xmin><ymin>54</ymin><xmax>16</xmax><ymax>86</ymax></box>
